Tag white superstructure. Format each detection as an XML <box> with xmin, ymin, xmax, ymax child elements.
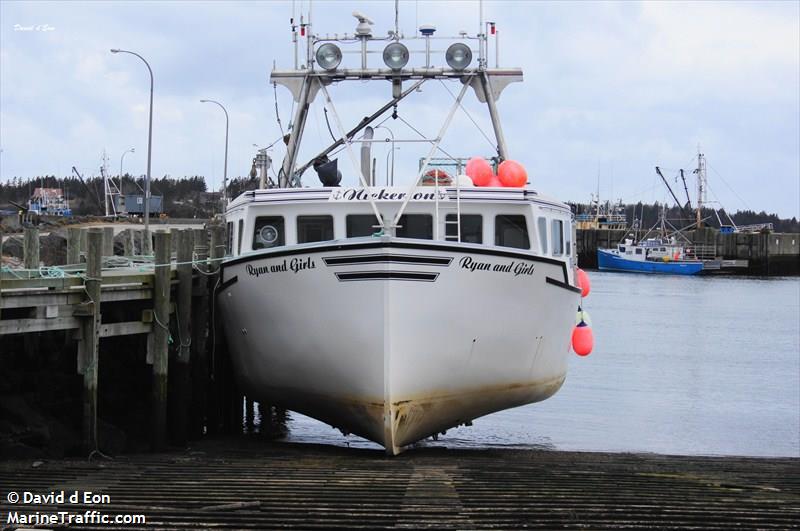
<box><xmin>217</xmin><ymin>5</ymin><xmax>582</xmax><ymax>454</ymax></box>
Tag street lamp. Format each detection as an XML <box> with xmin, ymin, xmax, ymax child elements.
<box><xmin>200</xmin><ymin>99</ymin><xmax>229</xmax><ymax>208</ymax></box>
<box><xmin>110</xmin><ymin>48</ymin><xmax>153</xmax><ymax>254</ymax></box>
<box><xmin>119</xmin><ymin>147</ymin><xmax>135</xmax><ymax>181</ymax></box>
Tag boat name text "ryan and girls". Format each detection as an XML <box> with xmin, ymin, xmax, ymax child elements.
<box><xmin>460</xmin><ymin>256</ymin><xmax>535</xmax><ymax>276</ymax></box>
<box><xmin>246</xmin><ymin>257</ymin><xmax>316</xmax><ymax>277</ymax></box>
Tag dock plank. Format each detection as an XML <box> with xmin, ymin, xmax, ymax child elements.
<box><xmin>0</xmin><ymin>439</ymin><xmax>797</xmax><ymax>529</ymax></box>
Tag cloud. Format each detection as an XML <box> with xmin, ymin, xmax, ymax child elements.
<box><xmin>1</xmin><ymin>0</ymin><xmax>798</xmax><ymax>217</ymax></box>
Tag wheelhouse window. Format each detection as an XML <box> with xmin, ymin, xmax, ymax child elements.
<box><xmin>237</xmin><ymin>219</ymin><xmax>244</xmax><ymax>254</ymax></box>
<box><xmin>635</xmin><ymin>248</ymin><xmax>643</xmax><ymax>255</ymax></box>
<box><xmin>445</xmin><ymin>214</ymin><xmax>482</xmax><ymax>243</ymax></box>
<box><xmin>552</xmin><ymin>219</ymin><xmax>564</xmax><ymax>255</ymax></box>
<box><xmin>226</xmin><ymin>222</ymin><xmax>233</xmax><ymax>255</ymax></box>
<box><xmin>297</xmin><ymin>215</ymin><xmax>334</xmax><ymax>244</ymax></box>
<box><xmin>396</xmin><ymin>214</ymin><xmax>433</xmax><ymax>240</ymax></box>
<box><xmin>496</xmin><ymin>215</ymin><xmax>530</xmax><ymax>250</ymax></box>
<box><xmin>253</xmin><ymin>216</ymin><xmax>285</xmax><ymax>250</ymax></box>
<box><xmin>537</xmin><ymin>217</ymin><xmax>548</xmax><ymax>254</ymax></box>
<box><xmin>347</xmin><ymin>214</ymin><xmax>382</xmax><ymax>238</ymax></box>
<box><xmin>565</xmin><ymin>221</ymin><xmax>572</xmax><ymax>255</ymax></box>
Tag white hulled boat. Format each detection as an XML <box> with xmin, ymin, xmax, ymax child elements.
<box><xmin>218</xmin><ymin>6</ymin><xmax>582</xmax><ymax>454</ymax></box>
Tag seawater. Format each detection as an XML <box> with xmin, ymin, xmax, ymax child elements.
<box><xmin>281</xmin><ymin>273</ymin><xmax>800</xmax><ymax>457</ymax></box>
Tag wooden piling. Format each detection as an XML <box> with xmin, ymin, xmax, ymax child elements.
<box><xmin>0</xmin><ymin>230</ymin><xmax>4</xmax><ymax>319</ymax></box>
<box><xmin>123</xmin><ymin>228</ymin><xmax>134</xmax><ymax>257</ymax></box>
<box><xmin>143</xmin><ymin>228</ymin><xmax>154</xmax><ymax>256</ymax></box>
<box><xmin>207</xmin><ymin>225</ymin><xmax>224</xmax><ymax>435</ymax></box>
<box><xmin>80</xmin><ymin>228</ymin><xmax>103</xmax><ymax>453</ymax></box>
<box><xmin>67</xmin><ymin>227</ymin><xmax>82</xmax><ymax>265</ymax></box>
<box><xmin>151</xmin><ymin>230</ymin><xmax>172</xmax><ymax>450</ymax></box>
<box><xmin>23</xmin><ymin>227</ymin><xmax>39</xmax><ymax>270</ymax></box>
<box><xmin>191</xmin><ymin>228</ymin><xmax>210</xmax><ymax>438</ymax></box>
<box><xmin>80</xmin><ymin>229</ymin><xmax>88</xmax><ymax>259</ymax></box>
<box><xmin>173</xmin><ymin>229</ymin><xmax>194</xmax><ymax>445</ymax></box>
<box><xmin>102</xmin><ymin>227</ymin><xmax>114</xmax><ymax>257</ymax></box>
<box><xmin>246</xmin><ymin>397</ymin><xmax>254</xmax><ymax>433</ymax></box>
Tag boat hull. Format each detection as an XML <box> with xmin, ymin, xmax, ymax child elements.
<box><xmin>218</xmin><ymin>239</ymin><xmax>580</xmax><ymax>454</ymax></box>
<box><xmin>597</xmin><ymin>249</ymin><xmax>703</xmax><ymax>275</ymax></box>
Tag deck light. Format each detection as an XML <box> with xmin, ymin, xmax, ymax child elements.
<box><xmin>382</xmin><ymin>42</ymin><xmax>409</xmax><ymax>70</ymax></box>
<box><xmin>316</xmin><ymin>43</ymin><xmax>342</xmax><ymax>71</ymax></box>
<box><xmin>446</xmin><ymin>42</ymin><xmax>472</xmax><ymax>71</ymax></box>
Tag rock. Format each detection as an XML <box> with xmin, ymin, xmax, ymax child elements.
<box><xmin>39</xmin><ymin>231</ymin><xmax>66</xmax><ymax>266</ymax></box>
<box><xmin>1</xmin><ymin>235</ymin><xmax>23</xmax><ymax>259</ymax></box>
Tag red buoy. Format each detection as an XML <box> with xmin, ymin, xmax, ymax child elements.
<box><xmin>497</xmin><ymin>159</ymin><xmax>527</xmax><ymax>187</ymax></box>
<box><xmin>576</xmin><ymin>268</ymin><xmax>591</xmax><ymax>298</ymax></box>
<box><xmin>487</xmin><ymin>174</ymin><xmax>503</xmax><ymax>187</ymax></box>
<box><xmin>572</xmin><ymin>322</ymin><xmax>593</xmax><ymax>356</ymax></box>
<box><xmin>465</xmin><ymin>157</ymin><xmax>493</xmax><ymax>186</ymax></box>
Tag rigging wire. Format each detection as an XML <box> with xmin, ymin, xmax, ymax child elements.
<box><xmin>323</xmin><ymin>108</ymin><xmax>337</xmax><ymax>143</ymax></box>
<box><xmin>395</xmin><ymin>114</ymin><xmax>458</xmax><ymax>162</ymax></box>
<box><xmin>709</xmin><ymin>164</ymin><xmax>751</xmax><ymax>211</ymax></box>
<box><xmin>273</xmin><ymin>82</ymin><xmax>285</xmax><ymax>137</ymax></box>
<box><xmin>439</xmin><ymin>80</ymin><xmax>496</xmax><ymax>151</ymax></box>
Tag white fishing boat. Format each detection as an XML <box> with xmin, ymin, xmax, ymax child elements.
<box><xmin>217</xmin><ymin>5</ymin><xmax>584</xmax><ymax>454</ymax></box>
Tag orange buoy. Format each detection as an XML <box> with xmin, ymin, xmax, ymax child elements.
<box><xmin>576</xmin><ymin>268</ymin><xmax>590</xmax><ymax>297</ymax></box>
<box><xmin>497</xmin><ymin>159</ymin><xmax>527</xmax><ymax>187</ymax></box>
<box><xmin>465</xmin><ymin>157</ymin><xmax>493</xmax><ymax>186</ymax></box>
<box><xmin>487</xmin><ymin>174</ymin><xmax>503</xmax><ymax>187</ymax></box>
<box><xmin>571</xmin><ymin>321</ymin><xmax>593</xmax><ymax>356</ymax></box>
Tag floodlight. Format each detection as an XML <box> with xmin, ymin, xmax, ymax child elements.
<box><xmin>382</xmin><ymin>42</ymin><xmax>409</xmax><ymax>70</ymax></box>
<box><xmin>446</xmin><ymin>43</ymin><xmax>472</xmax><ymax>71</ymax></box>
<box><xmin>316</xmin><ymin>43</ymin><xmax>342</xmax><ymax>71</ymax></box>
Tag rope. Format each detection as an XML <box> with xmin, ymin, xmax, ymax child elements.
<box><xmin>39</xmin><ymin>266</ymin><xmax>66</xmax><ymax>278</ymax></box>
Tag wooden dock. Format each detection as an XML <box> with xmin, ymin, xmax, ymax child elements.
<box><xmin>1</xmin><ymin>224</ymin><xmax>242</xmax><ymax>453</ymax></box>
<box><xmin>1</xmin><ymin>438</ymin><xmax>798</xmax><ymax>529</ymax></box>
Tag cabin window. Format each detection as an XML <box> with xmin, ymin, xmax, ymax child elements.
<box><xmin>226</xmin><ymin>222</ymin><xmax>233</xmax><ymax>255</ymax></box>
<box><xmin>620</xmin><ymin>246</ymin><xmax>626</xmax><ymax>253</ymax></box>
<box><xmin>237</xmin><ymin>219</ymin><xmax>244</xmax><ymax>255</ymax></box>
<box><xmin>396</xmin><ymin>215</ymin><xmax>433</xmax><ymax>240</ymax></box>
<box><xmin>496</xmin><ymin>215</ymin><xmax>530</xmax><ymax>250</ymax></box>
<box><xmin>253</xmin><ymin>216</ymin><xmax>285</xmax><ymax>250</ymax></box>
<box><xmin>347</xmin><ymin>215</ymin><xmax>383</xmax><ymax>237</ymax></box>
<box><xmin>445</xmin><ymin>214</ymin><xmax>482</xmax><ymax>243</ymax></box>
<box><xmin>635</xmin><ymin>248</ymin><xmax>642</xmax><ymax>255</ymax></box>
<box><xmin>537</xmin><ymin>217</ymin><xmax>548</xmax><ymax>254</ymax></box>
<box><xmin>552</xmin><ymin>219</ymin><xmax>564</xmax><ymax>255</ymax></box>
<box><xmin>660</xmin><ymin>247</ymin><xmax>666</xmax><ymax>252</ymax></box>
<box><xmin>565</xmin><ymin>222</ymin><xmax>572</xmax><ymax>255</ymax></box>
<box><xmin>297</xmin><ymin>215</ymin><xmax>334</xmax><ymax>243</ymax></box>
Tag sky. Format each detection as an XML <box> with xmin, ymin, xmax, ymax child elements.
<box><xmin>1</xmin><ymin>0</ymin><xmax>798</xmax><ymax>218</ymax></box>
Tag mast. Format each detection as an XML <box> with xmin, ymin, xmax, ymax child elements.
<box><xmin>694</xmin><ymin>149</ymin><xmax>707</xmax><ymax>227</ymax></box>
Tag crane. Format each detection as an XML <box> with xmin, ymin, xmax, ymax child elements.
<box><xmin>655</xmin><ymin>166</ymin><xmax>690</xmax><ymax>218</ymax></box>
<box><xmin>679</xmin><ymin>169</ymin><xmax>692</xmax><ymax>210</ymax></box>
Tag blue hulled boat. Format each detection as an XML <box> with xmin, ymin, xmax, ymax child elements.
<box><xmin>597</xmin><ymin>238</ymin><xmax>703</xmax><ymax>275</ymax></box>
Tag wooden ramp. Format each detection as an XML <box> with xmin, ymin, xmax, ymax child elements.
<box><xmin>1</xmin><ymin>438</ymin><xmax>798</xmax><ymax>529</ymax></box>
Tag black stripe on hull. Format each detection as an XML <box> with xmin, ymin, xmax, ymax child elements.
<box><xmin>224</xmin><ymin>240</ymin><xmax>569</xmax><ymax>282</ymax></box>
<box><xmin>335</xmin><ymin>271</ymin><xmax>439</xmax><ymax>282</ymax></box>
<box><xmin>217</xmin><ymin>275</ymin><xmax>238</xmax><ymax>293</ymax></box>
<box><xmin>545</xmin><ymin>276</ymin><xmax>582</xmax><ymax>294</ymax></box>
<box><xmin>323</xmin><ymin>254</ymin><xmax>453</xmax><ymax>267</ymax></box>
